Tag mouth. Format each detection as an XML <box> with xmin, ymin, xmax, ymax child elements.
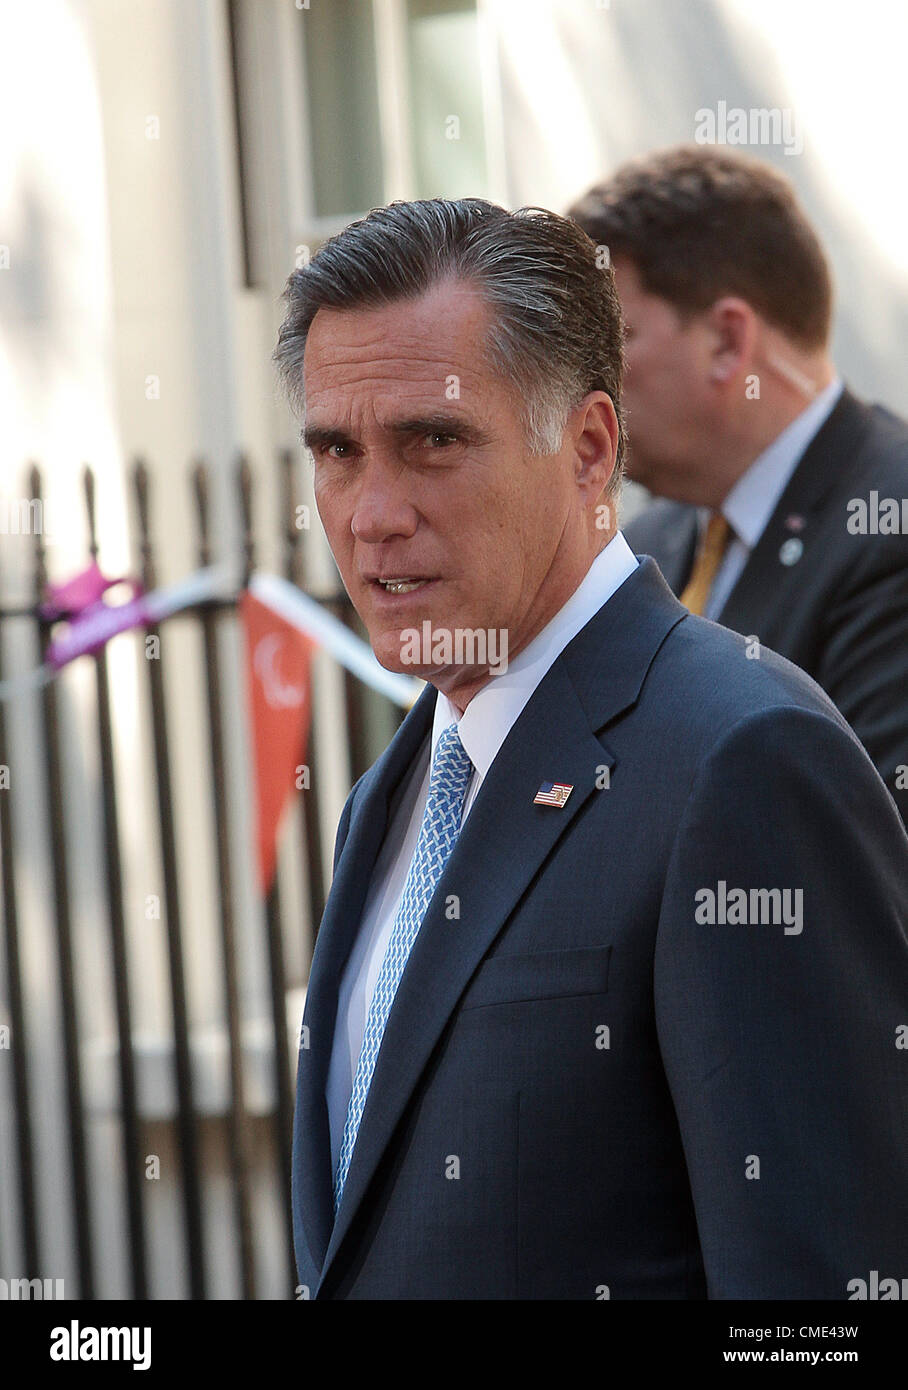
<box><xmin>376</xmin><ymin>578</ymin><xmax>428</xmax><ymax>594</ymax></box>
<box><xmin>368</xmin><ymin>576</ymin><xmax>438</xmax><ymax>598</ymax></box>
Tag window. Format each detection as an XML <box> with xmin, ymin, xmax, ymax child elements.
<box><xmin>406</xmin><ymin>0</ymin><xmax>489</xmax><ymax>200</ymax></box>
<box><xmin>301</xmin><ymin>0</ymin><xmax>385</xmax><ymax>218</ymax></box>
<box><xmin>299</xmin><ymin>0</ymin><xmax>489</xmax><ymax>220</ymax></box>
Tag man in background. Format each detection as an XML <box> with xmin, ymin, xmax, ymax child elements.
<box><xmin>571</xmin><ymin>147</ymin><xmax>908</xmax><ymax>825</ymax></box>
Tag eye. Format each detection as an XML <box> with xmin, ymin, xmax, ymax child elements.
<box><xmin>326</xmin><ymin>442</ymin><xmax>350</xmax><ymax>458</ymax></box>
<box><xmin>424</xmin><ymin>431</ymin><xmax>457</xmax><ymax>448</ymax></box>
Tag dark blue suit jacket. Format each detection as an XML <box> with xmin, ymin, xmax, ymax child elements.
<box><xmin>624</xmin><ymin>388</ymin><xmax>908</xmax><ymax>825</ymax></box>
<box><xmin>292</xmin><ymin>558</ymin><xmax>908</xmax><ymax>1298</ymax></box>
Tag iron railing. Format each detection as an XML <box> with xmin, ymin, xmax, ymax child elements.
<box><xmin>0</xmin><ymin>453</ymin><xmax>388</xmax><ymax>1299</ymax></box>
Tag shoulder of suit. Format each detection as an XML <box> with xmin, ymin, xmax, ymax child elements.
<box><xmin>623</xmin><ymin>497</ymin><xmax>696</xmax><ymax>546</ymax></box>
<box><xmin>813</xmin><ymin>395</ymin><xmax>908</xmax><ymax>557</ymax></box>
<box><xmin>813</xmin><ymin>387</ymin><xmax>905</xmax><ymax>473</ymax></box>
<box><xmin>850</xmin><ymin>399</ymin><xmax>908</xmax><ymax>480</ymax></box>
<box><xmin>649</xmin><ymin>610</ymin><xmax>846</xmax><ymax>742</ymax></box>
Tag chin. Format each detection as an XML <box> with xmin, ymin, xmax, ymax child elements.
<box><xmin>370</xmin><ymin>625</ymin><xmax>437</xmax><ymax>676</ymax></box>
<box><xmin>370</xmin><ymin>637</ymin><xmax>410</xmax><ymax>674</ymax></box>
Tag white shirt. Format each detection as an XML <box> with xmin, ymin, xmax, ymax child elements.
<box><xmin>325</xmin><ymin>530</ymin><xmax>639</xmax><ymax>1174</ymax></box>
<box><xmin>703</xmin><ymin>377</ymin><xmax>844</xmax><ymax>619</ymax></box>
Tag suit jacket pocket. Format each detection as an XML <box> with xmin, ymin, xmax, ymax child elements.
<box><xmin>459</xmin><ymin>944</ymin><xmax>612</xmax><ymax>1010</ymax></box>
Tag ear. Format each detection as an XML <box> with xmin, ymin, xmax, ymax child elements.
<box><xmin>569</xmin><ymin>391</ymin><xmax>620</xmax><ymax>506</ymax></box>
<box><xmin>705</xmin><ymin>296</ymin><xmax>757</xmax><ymax>385</ymax></box>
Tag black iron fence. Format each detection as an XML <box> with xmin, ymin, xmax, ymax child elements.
<box><xmin>0</xmin><ymin>454</ymin><xmax>386</xmax><ymax>1299</ymax></box>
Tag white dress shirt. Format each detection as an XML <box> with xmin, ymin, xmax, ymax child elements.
<box><xmin>325</xmin><ymin>529</ymin><xmax>639</xmax><ymax>1174</ymax></box>
<box><xmin>703</xmin><ymin>377</ymin><xmax>844</xmax><ymax>619</ymax></box>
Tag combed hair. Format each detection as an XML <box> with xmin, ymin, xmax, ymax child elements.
<box><xmin>569</xmin><ymin>146</ymin><xmax>833</xmax><ymax>350</ymax></box>
<box><xmin>274</xmin><ymin>198</ymin><xmax>626</xmax><ymax>481</ymax></box>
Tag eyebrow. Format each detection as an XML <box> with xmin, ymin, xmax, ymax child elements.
<box><xmin>302</xmin><ymin>413</ymin><xmax>491</xmax><ymax>450</ymax></box>
<box><xmin>301</xmin><ymin>424</ymin><xmax>353</xmax><ymax>451</ymax></box>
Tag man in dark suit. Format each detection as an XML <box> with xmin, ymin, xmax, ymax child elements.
<box><xmin>275</xmin><ymin>198</ymin><xmax>908</xmax><ymax>1299</ymax></box>
<box><xmin>570</xmin><ymin>147</ymin><xmax>908</xmax><ymax>825</ymax></box>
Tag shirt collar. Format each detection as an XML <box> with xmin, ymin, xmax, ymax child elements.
<box><xmin>430</xmin><ymin>530</ymin><xmax>639</xmax><ymax>777</ymax></box>
<box><xmin>720</xmin><ymin>377</ymin><xmax>844</xmax><ymax>548</ymax></box>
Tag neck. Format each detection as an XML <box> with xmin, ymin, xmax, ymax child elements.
<box><xmin>698</xmin><ymin>354</ymin><xmax>836</xmax><ymax>508</ymax></box>
<box><xmin>434</xmin><ymin>525</ymin><xmax>614</xmax><ymax>714</ymax></box>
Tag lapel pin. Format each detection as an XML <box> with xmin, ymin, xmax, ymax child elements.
<box><xmin>784</xmin><ymin>513</ymin><xmax>806</xmax><ymax>532</ymax></box>
<box><xmin>534</xmin><ymin>781</ymin><xmax>573</xmax><ymax>807</ymax></box>
<box><xmin>779</xmin><ymin>537</ymin><xmax>804</xmax><ymax>566</ymax></box>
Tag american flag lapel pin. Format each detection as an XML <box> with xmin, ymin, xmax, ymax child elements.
<box><xmin>534</xmin><ymin>780</ymin><xmax>573</xmax><ymax>808</ymax></box>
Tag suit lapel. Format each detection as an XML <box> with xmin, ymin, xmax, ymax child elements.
<box><xmin>316</xmin><ymin>558</ymin><xmax>686</xmax><ymax>1293</ymax></box>
<box><xmin>719</xmin><ymin>388</ymin><xmax>872</xmax><ymax>637</ymax></box>
<box><xmin>295</xmin><ymin>683</ymin><xmax>437</xmax><ymax>1274</ymax></box>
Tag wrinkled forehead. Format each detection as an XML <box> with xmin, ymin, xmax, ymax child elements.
<box><xmin>300</xmin><ymin>282</ymin><xmax>505</xmax><ymax>422</ymax></box>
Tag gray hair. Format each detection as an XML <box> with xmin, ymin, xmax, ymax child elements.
<box><xmin>274</xmin><ymin>197</ymin><xmax>625</xmax><ymax>481</ymax></box>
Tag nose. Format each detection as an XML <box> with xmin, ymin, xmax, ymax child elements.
<box><xmin>350</xmin><ymin>453</ymin><xmax>419</xmax><ymax>543</ymax></box>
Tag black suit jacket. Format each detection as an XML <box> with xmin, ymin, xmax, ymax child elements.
<box><xmin>292</xmin><ymin>559</ymin><xmax>908</xmax><ymax>1299</ymax></box>
<box><xmin>624</xmin><ymin>388</ymin><xmax>908</xmax><ymax>823</ymax></box>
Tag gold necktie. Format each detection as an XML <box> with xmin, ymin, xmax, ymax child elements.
<box><xmin>679</xmin><ymin>512</ymin><xmax>731</xmax><ymax>616</ymax></box>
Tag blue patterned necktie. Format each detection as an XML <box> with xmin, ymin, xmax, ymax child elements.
<box><xmin>333</xmin><ymin>723</ymin><xmax>474</xmax><ymax>1212</ymax></box>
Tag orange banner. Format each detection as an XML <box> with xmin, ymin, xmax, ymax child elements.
<box><xmin>240</xmin><ymin>591</ymin><xmax>315</xmax><ymax>893</ymax></box>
